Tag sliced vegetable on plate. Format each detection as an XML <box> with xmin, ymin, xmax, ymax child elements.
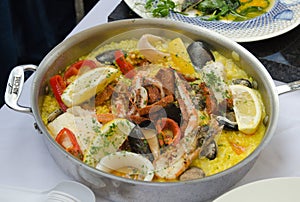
<box><xmin>144</xmin><ymin>0</ymin><xmax>272</xmax><ymax>21</ymax></box>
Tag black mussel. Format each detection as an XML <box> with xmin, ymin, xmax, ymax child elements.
<box><xmin>138</xmin><ymin>119</ymin><xmax>156</xmax><ymax>129</ymax></box>
<box><xmin>200</xmin><ymin>140</ymin><xmax>218</xmax><ymax>160</ymax></box>
<box><xmin>119</xmin><ymin>138</ymin><xmax>132</xmax><ymax>151</ymax></box>
<box><xmin>163</xmin><ymin>103</ymin><xmax>182</xmax><ymax>126</ymax></box>
<box><xmin>216</xmin><ymin>115</ymin><xmax>238</xmax><ymax>131</ymax></box>
<box><xmin>232</xmin><ymin>78</ymin><xmax>253</xmax><ymax>88</ymax></box>
<box><xmin>196</xmin><ymin>122</ymin><xmax>220</xmax><ymax>160</ymax></box>
<box><xmin>47</xmin><ymin>108</ymin><xmax>63</xmax><ymax>123</ymax></box>
<box><xmin>187</xmin><ymin>41</ymin><xmax>215</xmax><ymax>71</ymax></box>
<box><xmin>151</xmin><ymin>103</ymin><xmax>182</xmax><ymax>126</ymax></box>
<box><xmin>128</xmin><ymin>120</ymin><xmax>159</xmax><ymax>161</ymax></box>
<box><xmin>197</xmin><ymin>125</ymin><xmax>210</xmax><ymax>147</ymax></box>
<box><xmin>96</xmin><ymin>49</ymin><xmax>124</xmax><ymax>65</ymax></box>
<box><xmin>179</xmin><ymin>167</ymin><xmax>205</xmax><ymax>181</ymax></box>
<box><xmin>128</xmin><ymin>124</ymin><xmax>152</xmax><ymax>157</ymax></box>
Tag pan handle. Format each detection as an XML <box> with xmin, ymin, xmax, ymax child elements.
<box><xmin>276</xmin><ymin>80</ymin><xmax>300</xmax><ymax>95</ymax></box>
<box><xmin>5</xmin><ymin>65</ymin><xmax>37</xmax><ymax>115</ymax></box>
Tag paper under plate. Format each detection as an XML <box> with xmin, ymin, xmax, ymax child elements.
<box><xmin>213</xmin><ymin>177</ymin><xmax>300</xmax><ymax>202</ymax></box>
<box><xmin>124</xmin><ymin>0</ymin><xmax>300</xmax><ymax>42</ymax></box>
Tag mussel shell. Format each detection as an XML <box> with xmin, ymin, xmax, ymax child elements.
<box><xmin>200</xmin><ymin>140</ymin><xmax>218</xmax><ymax>160</ymax></box>
<box><xmin>179</xmin><ymin>167</ymin><xmax>205</xmax><ymax>181</ymax></box>
<box><xmin>149</xmin><ymin>103</ymin><xmax>182</xmax><ymax>126</ymax></box>
<box><xmin>216</xmin><ymin>115</ymin><xmax>238</xmax><ymax>131</ymax></box>
<box><xmin>96</xmin><ymin>151</ymin><xmax>155</xmax><ymax>181</ymax></box>
<box><xmin>232</xmin><ymin>79</ymin><xmax>253</xmax><ymax>88</ymax></box>
<box><xmin>128</xmin><ymin>120</ymin><xmax>155</xmax><ymax>161</ymax></box>
<box><xmin>187</xmin><ymin>41</ymin><xmax>215</xmax><ymax>71</ymax></box>
<box><xmin>47</xmin><ymin>108</ymin><xmax>63</xmax><ymax>123</ymax></box>
<box><xmin>95</xmin><ymin>49</ymin><xmax>124</xmax><ymax>65</ymax></box>
<box><xmin>163</xmin><ymin>103</ymin><xmax>182</xmax><ymax>126</ymax></box>
<box><xmin>138</xmin><ymin>120</ymin><xmax>156</xmax><ymax>129</ymax></box>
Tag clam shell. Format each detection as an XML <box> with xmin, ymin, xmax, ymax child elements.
<box><xmin>96</xmin><ymin>151</ymin><xmax>154</xmax><ymax>181</ymax></box>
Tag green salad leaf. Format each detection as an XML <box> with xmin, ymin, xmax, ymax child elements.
<box><xmin>197</xmin><ymin>0</ymin><xmax>243</xmax><ymax>20</ymax></box>
<box><xmin>145</xmin><ymin>0</ymin><xmax>175</xmax><ymax>17</ymax></box>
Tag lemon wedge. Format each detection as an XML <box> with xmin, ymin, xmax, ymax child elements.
<box><xmin>168</xmin><ymin>38</ymin><xmax>195</xmax><ymax>75</ymax></box>
<box><xmin>83</xmin><ymin>118</ymin><xmax>135</xmax><ymax>167</ymax></box>
<box><xmin>229</xmin><ymin>84</ymin><xmax>262</xmax><ymax>135</ymax></box>
<box><xmin>61</xmin><ymin>66</ymin><xmax>119</xmax><ymax>107</ymax></box>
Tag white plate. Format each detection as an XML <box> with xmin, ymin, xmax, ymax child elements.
<box><xmin>124</xmin><ymin>0</ymin><xmax>300</xmax><ymax>42</ymax></box>
<box><xmin>213</xmin><ymin>177</ymin><xmax>300</xmax><ymax>202</ymax></box>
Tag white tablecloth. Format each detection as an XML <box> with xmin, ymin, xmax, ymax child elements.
<box><xmin>1</xmin><ymin>0</ymin><xmax>299</xmax><ymax>201</ymax></box>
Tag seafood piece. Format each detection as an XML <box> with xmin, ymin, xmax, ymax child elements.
<box><xmin>153</xmin><ymin>129</ymin><xmax>199</xmax><ymax>180</ymax></box>
<box><xmin>232</xmin><ymin>78</ymin><xmax>253</xmax><ymax>88</ymax></box>
<box><xmin>129</xmin><ymin>120</ymin><xmax>160</xmax><ymax>160</ymax></box>
<box><xmin>173</xmin><ymin>0</ymin><xmax>203</xmax><ymax>12</ymax></box>
<box><xmin>130</xmin><ymin>69</ymin><xmax>166</xmax><ymax>115</ymax></box>
<box><xmin>179</xmin><ymin>167</ymin><xmax>205</xmax><ymax>181</ymax></box>
<box><xmin>96</xmin><ymin>151</ymin><xmax>154</xmax><ymax>181</ymax></box>
<box><xmin>112</xmin><ymin>68</ymin><xmax>173</xmax><ymax>117</ymax></box>
<box><xmin>96</xmin><ymin>49</ymin><xmax>121</xmax><ymax>65</ymax></box>
<box><xmin>145</xmin><ymin>85</ymin><xmax>161</xmax><ymax>104</ymax></box>
<box><xmin>138</xmin><ymin>94</ymin><xmax>174</xmax><ymax>116</ymax></box>
<box><xmin>137</xmin><ymin>34</ymin><xmax>170</xmax><ymax>63</ymax></box>
<box><xmin>174</xmin><ymin>72</ymin><xmax>198</xmax><ymax>136</ymax></box>
<box><xmin>199</xmin><ymin>82</ymin><xmax>218</xmax><ymax>115</ymax></box>
<box><xmin>153</xmin><ymin>118</ymin><xmax>223</xmax><ymax>179</ymax></box>
<box><xmin>111</xmin><ymin>80</ymin><xmax>131</xmax><ymax>118</ymax></box>
<box><xmin>156</xmin><ymin>117</ymin><xmax>181</xmax><ymax>146</ymax></box>
<box><xmin>163</xmin><ymin>103</ymin><xmax>182</xmax><ymax>125</ymax></box>
<box><xmin>47</xmin><ymin>108</ymin><xmax>63</xmax><ymax>123</ymax></box>
<box><xmin>201</xmin><ymin>61</ymin><xmax>229</xmax><ymax>113</ymax></box>
<box><xmin>128</xmin><ymin>123</ymin><xmax>154</xmax><ymax>161</ymax></box>
<box><xmin>153</xmin><ymin>71</ymin><xmax>200</xmax><ymax>179</ymax></box>
<box><xmin>128</xmin><ymin>115</ymin><xmax>149</xmax><ymax>125</ymax></box>
<box><xmin>129</xmin><ymin>86</ymin><xmax>148</xmax><ymax>112</ymax></box>
<box><xmin>95</xmin><ymin>84</ymin><xmax>114</xmax><ymax>106</ymax></box>
<box><xmin>187</xmin><ymin>41</ymin><xmax>215</xmax><ymax>71</ymax></box>
<box><xmin>155</xmin><ymin>67</ymin><xmax>175</xmax><ymax>95</ymax></box>
<box><xmin>200</xmin><ymin>140</ymin><xmax>217</xmax><ymax>160</ymax></box>
<box><xmin>142</xmin><ymin>77</ymin><xmax>165</xmax><ymax>99</ymax></box>
<box><xmin>111</xmin><ymin>79</ymin><xmax>137</xmax><ymax>117</ymax></box>
<box><xmin>216</xmin><ymin>115</ymin><xmax>238</xmax><ymax>131</ymax></box>
<box><xmin>190</xmin><ymin>82</ymin><xmax>206</xmax><ymax>111</ymax></box>
<box><xmin>96</xmin><ymin>113</ymin><xmax>115</xmax><ymax>124</ymax></box>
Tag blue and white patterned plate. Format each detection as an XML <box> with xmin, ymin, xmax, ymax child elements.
<box><xmin>124</xmin><ymin>0</ymin><xmax>300</xmax><ymax>42</ymax></box>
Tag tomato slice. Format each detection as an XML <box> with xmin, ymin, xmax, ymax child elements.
<box><xmin>64</xmin><ymin>60</ymin><xmax>97</xmax><ymax>81</ymax></box>
<box><xmin>55</xmin><ymin>128</ymin><xmax>83</xmax><ymax>160</ymax></box>
<box><xmin>115</xmin><ymin>50</ymin><xmax>135</xmax><ymax>78</ymax></box>
<box><xmin>49</xmin><ymin>75</ymin><xmax>67</xmax><ymax>112</ymax></box>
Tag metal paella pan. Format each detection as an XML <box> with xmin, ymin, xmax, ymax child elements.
<box><xmin>5</xmin><ymin>19</ymin><xmax>300</xmax><ymax>202</ymax></box>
